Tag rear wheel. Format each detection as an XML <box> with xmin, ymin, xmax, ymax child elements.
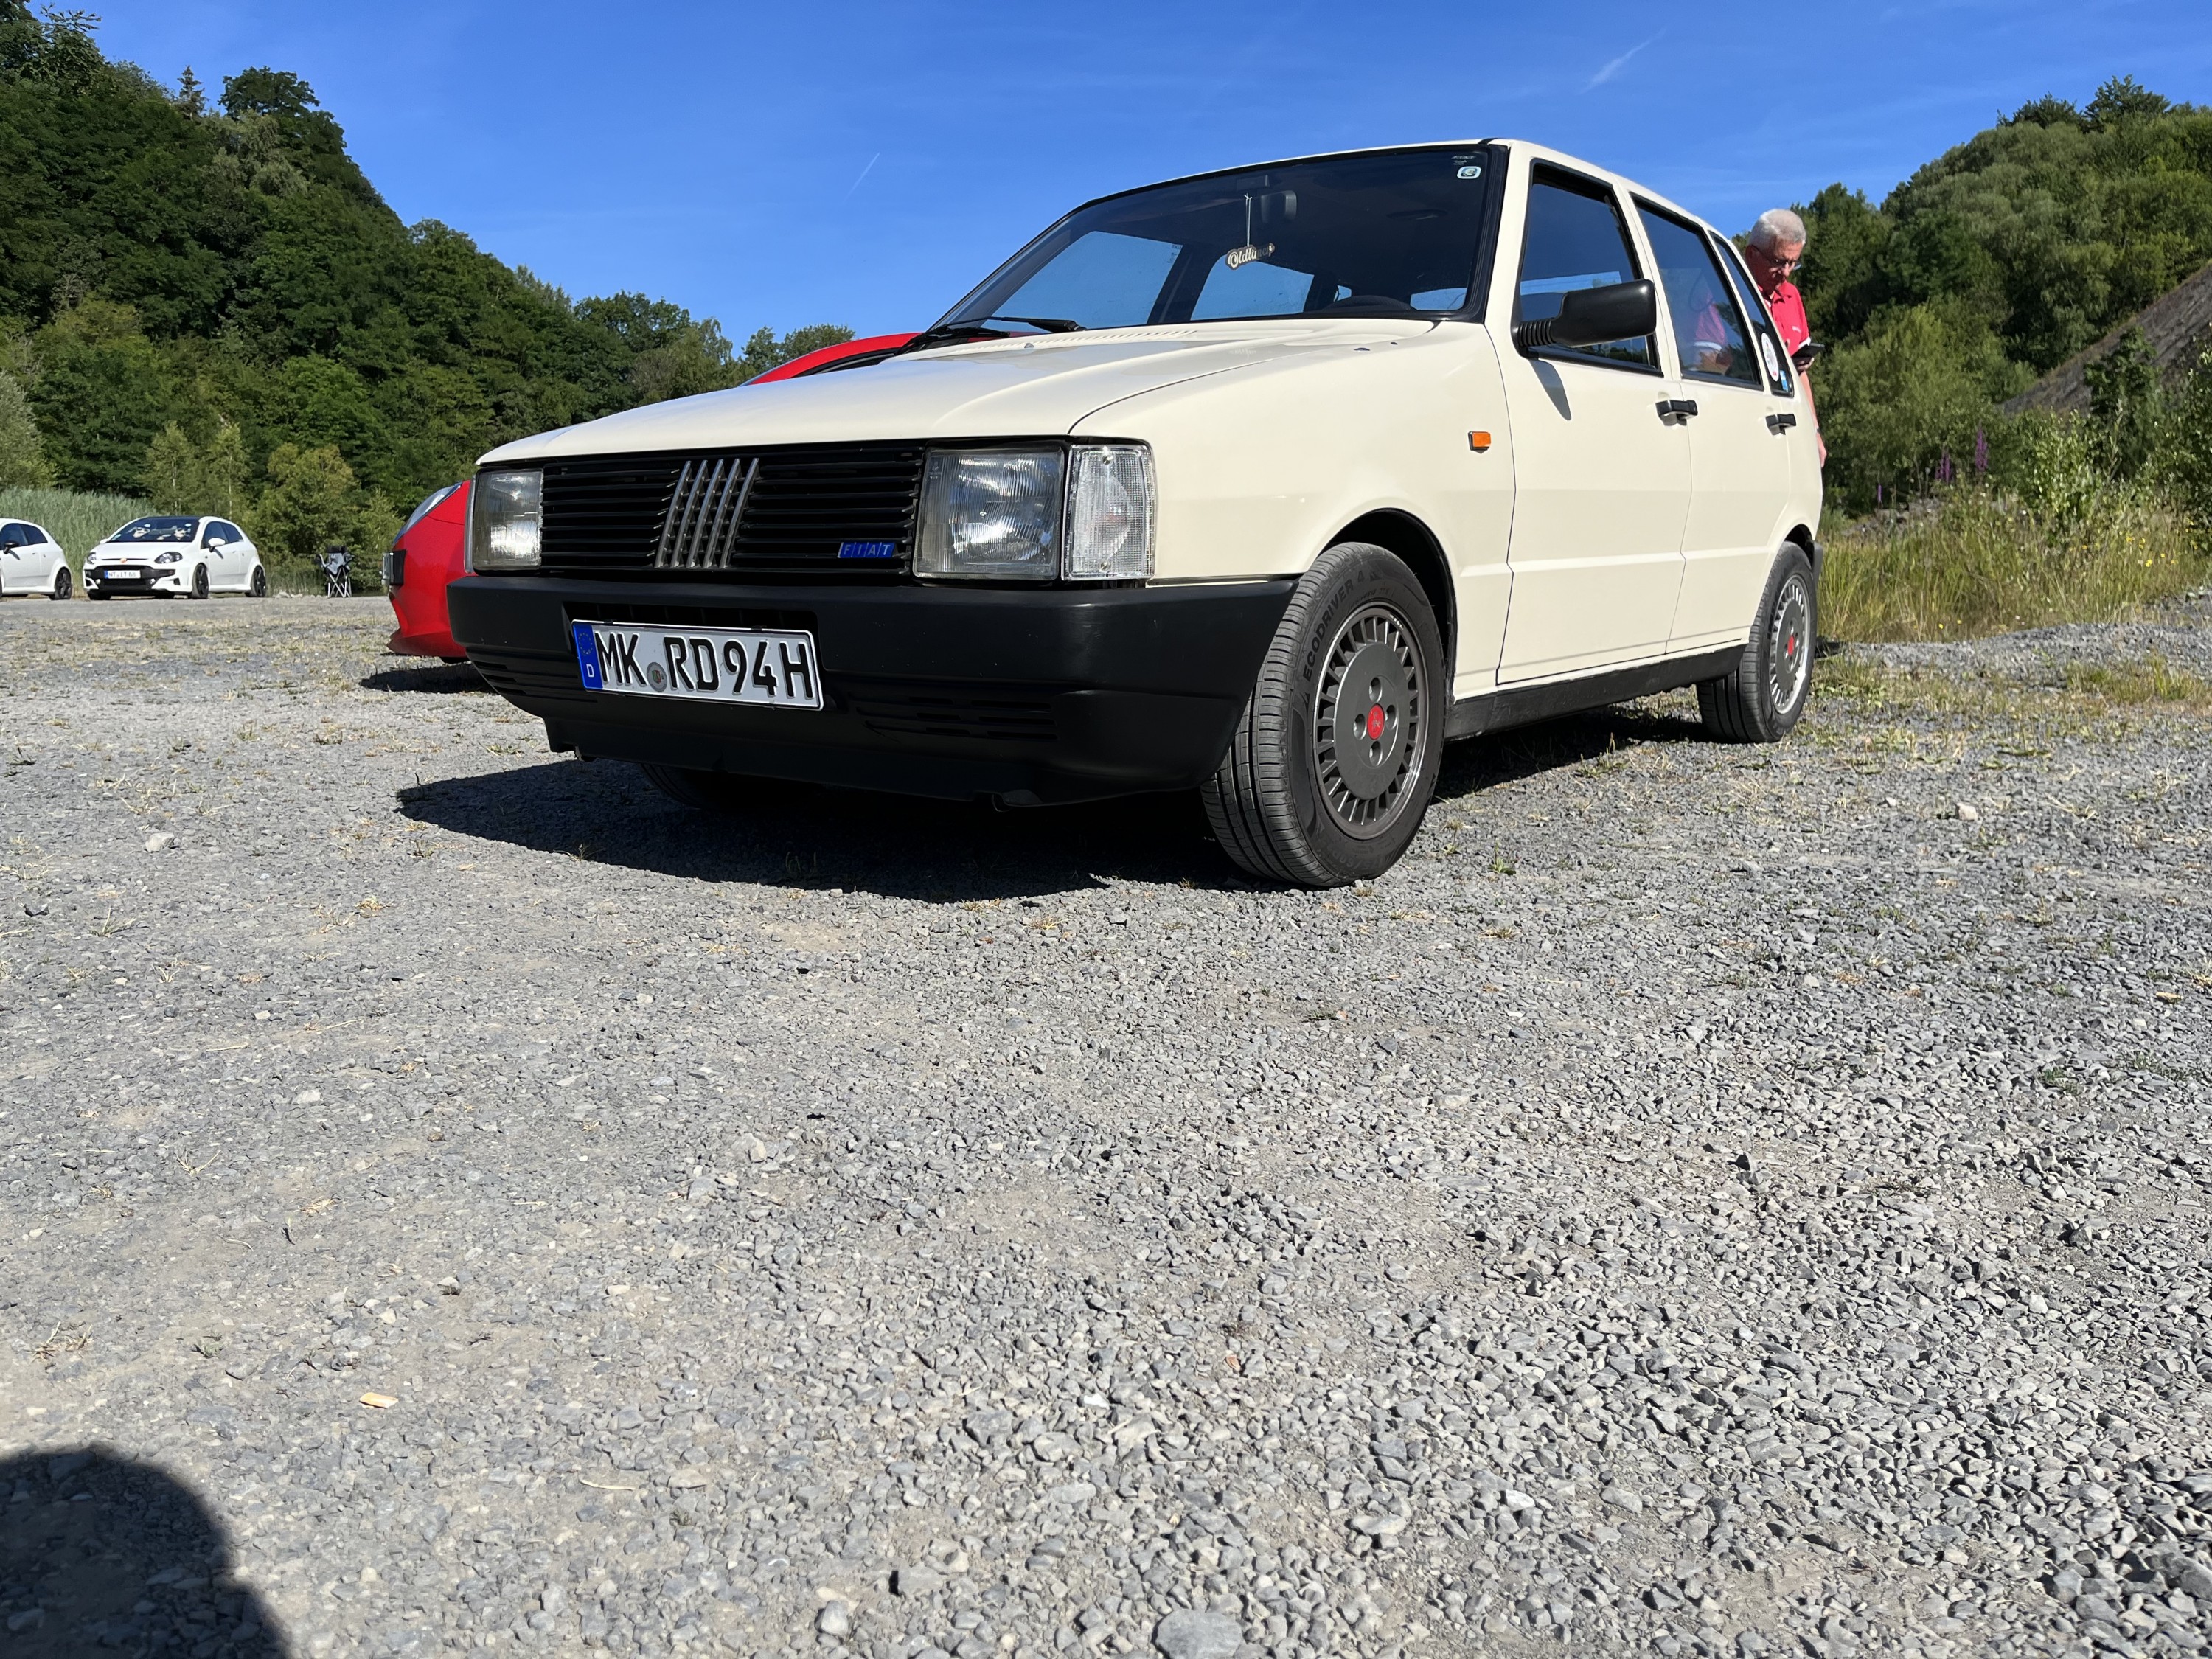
<box><xmin>51</xmin><ymin>564</ymin><xmax>72</xmax><ymax>600</ymax></box>
<box><xmin>1202</xmin><ymin>541</ymin><xmax>1444</xmax><ymax>887</ymax></box>
<box><xmin>1697</xmin><ymin>543</ymin><xmax>1815</xmax><ymax>742</ymax></box>
<box><xmin>249</xmin><ymin>564</ymin><xmax>268</xmax><ymax>597</ymax></box>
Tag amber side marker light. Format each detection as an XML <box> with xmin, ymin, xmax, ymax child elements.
<box><xmin>1468</xmin><ymin>431</ymin><xmax>1492</xmax><ymax>452</ymax></box>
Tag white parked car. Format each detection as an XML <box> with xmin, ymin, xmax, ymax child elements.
<box><xmin>0</xmin><ymin>518</ymin><xmax>71</xmax><ymax>599</ymax></box>
<box><xmin>83</xmin><ymin>515</ymin><xmax>267</xmax><ymax>600</ymax></box>
<box><xmin>452</xmin><ymin>140</ymin><xmax>1823</xmax><ymax>886</ymax></box>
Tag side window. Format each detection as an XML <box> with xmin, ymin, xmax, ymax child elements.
<box><xmin>29</xmin><ymin>524</ymin><xmax>54</xmax><ymax>546</ymax></box>
<box><xmin>1711</xmin><ymin>235</ymin><xmax>1792</xmax><ymax>394</ymax></box>
<box><xmin>1637</xmin><ymin>204</ymin><xmax>1761</xmax><ymax>389</ymax></box>
<box><xmin>0</xmin><ymin>523</ymin><xmax>24</xmax><ymax>547</ymax></box>
<box><xmin>1515</xmin><ymin>170</ymin><xmax>1652</xmax><ymax>368</ymax></box>
<box><xmin>1000</xmin><ymin>230</ymin><xmax>1182</xmax><ymax>330</ymax></box>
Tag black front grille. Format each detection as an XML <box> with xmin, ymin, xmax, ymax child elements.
<box><xmin>538</xmin><ymin>444</ymin><xmax>924</xmax><ymax>577</ymax></box>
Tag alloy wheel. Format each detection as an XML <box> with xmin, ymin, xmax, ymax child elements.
<box><xmin>1312</xmin><ymin>602</ymin><xmax>1427</xmax><ymax>838</ymax></box>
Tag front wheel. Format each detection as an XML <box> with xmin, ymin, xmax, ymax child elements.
<box><xmin>189</xmin><ymin>564</ymin><xmax>209</xmax><ymax>600</ymax></box>
<box><xmin>51</xmin><ymin>565</ymin><xmax>72</xmax><ymax>600</ymax></box>
<box><xmin>1203</xmin><ymin>541</ymin><xmax>1445</xmax><ymax>888</ymax></box>
<box><xmin>1697</xmin><ymin>543</ymin><xmax>1815</xmax><ymax>742</ymax></box>
<box><xmin>640</xmin><ymin>763</ymin><xmax>755</xmax><ymax>814</ymax></box>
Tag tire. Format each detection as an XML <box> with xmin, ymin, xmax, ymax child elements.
<box><xmin>639</xmin><ymin>763</ymin><xmax>753</xmax><ymax>813</ymax></box>
<box><xmin>51</xmin><ymin>564</ymin><xmax>72</xmax><ymax>600</ymax></box>
<box><xmin>1202</xmin><ymin>541</ymin><xmax>1446</xmax><ymax>888</ymax></box>
<box><xmin>189</xmin><ymin>564</ymin><xmax>209</xmax><ymax>599</ymax></box>
<box><xmin>249</xmin><ymin>565</ymin><xmax>268</xmax><ymax>597</ymax></box>
<box><xmin>1697</xmin><ymin>543</ymin><xmax>1815</xmax><ymax>743</ymax></box>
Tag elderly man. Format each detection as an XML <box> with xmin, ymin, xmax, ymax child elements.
<box><xmin>1745</xmin><ymin>208</ymin><xmax>1823</xmax><ymax>466</ymax></box>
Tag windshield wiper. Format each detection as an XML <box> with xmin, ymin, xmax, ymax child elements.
<box><xmin>900</xmin><ymin>315</ymin><xmax>1085</xmax><ymax>353</ymax></box>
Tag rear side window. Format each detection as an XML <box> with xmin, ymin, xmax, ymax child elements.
<box><xmin>1516</xmin><ymin>169</ymin><xmax>1652</xmax><ymax>368</ymax></box>
<box><xmin>29</xmin><ymin>524</ymin><xmax>53</xmax><ymax>545</ymax></box>
<box><xmin>1638</xmin><ymin>204</ymin><xmax>1761</xmax><ymax>388</ymax></box>
<box><xmin>1711</xmin><ymin>234</ymin><xmax>1793</xmax><ymax>394</ymax></box>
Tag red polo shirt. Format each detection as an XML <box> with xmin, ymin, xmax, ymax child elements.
<box><xmin>1763</xmin><ymin>277</ymin><xmax>1809</xmax><ymax>354</ymax></box>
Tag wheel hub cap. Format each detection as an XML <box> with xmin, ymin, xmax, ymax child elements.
<box><xmin>1314</xmin><ymin>604</ymin><xmax>1425</xmax><ymax>839</ymax></box>
<box><xmin>1767</xmin><ymin>574</ymin><xmax>1812</xmax><ymax>715</ymax></box>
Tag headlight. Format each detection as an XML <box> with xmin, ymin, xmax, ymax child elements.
<box><xmin>917</xmin><ymin>443</ymin><xmax>1155</xmax><ymax>582</ymax></box>
<box><xmin>1063</xmin><ymin>445</ymin><xmax>1155</xmax><ymax>580</ymax></box>
<box><xmin>470</xmin><ymin>469</ymin><xmax>543</xmax><ymax>570</ymax></box>
<box><xmin>156</xmin><ymin>550</ymin><xmax>181</xmax><ymax>564</ymax></box>
<box><xmin>917</xmin><ymin>449</ymin><xmax>1062</xmax><ymax>580</ymax></box>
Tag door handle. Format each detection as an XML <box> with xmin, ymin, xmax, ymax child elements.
<box><xmin>1767</xmin><ymin>411</ymin><xmax>1798</xmax><ymax>433</ymax></box>
<box><xmin>1655</xmin><ymin>398</ymin><xmax>1700</xmax><ymax>423</ymax></box>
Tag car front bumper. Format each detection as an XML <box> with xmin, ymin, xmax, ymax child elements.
<box><xmin>446</xmin><ymin>575</ymin><xmax>1295</xmax><ymax>804</ymax></box>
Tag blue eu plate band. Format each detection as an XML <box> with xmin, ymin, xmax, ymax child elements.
<box><xmin>573</xmin><ymin>622</ymin><xmax>605</xmax><ymax>689</ymax></box>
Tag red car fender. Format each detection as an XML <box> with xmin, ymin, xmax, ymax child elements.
<box><xmin>386</xmin><ymin>480</ymin><xmax>470</xmax><ymax>661</ymax></box>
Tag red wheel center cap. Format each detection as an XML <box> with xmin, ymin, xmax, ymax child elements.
<box><xmin>1364</xmin><ymin>704</ymin><xmax>1386</xmax><ymax>740</ymax></box>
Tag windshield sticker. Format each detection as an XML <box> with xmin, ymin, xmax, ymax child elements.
<box><xmin>1457</xmin><ymin>164</ymin><xmax>1484</xmax><ymax>179</ymax></box>
<box><xmin>1761</xmin><ymin>333</ymin><xmax>1784</xmax><ymax>384</ymax></box>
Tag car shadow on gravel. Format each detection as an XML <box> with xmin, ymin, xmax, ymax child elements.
<box><xmin>0</xmin><ymin>1447</ymin><xmax>285</xmax><ymax>1655</ymax></box>
<box><xmin>360</xmin><ymin>661</ymin><xmax>487</xmax><ymax>693</ymax></box>
<box><xmin>398</xmin><ymin>760</ymin><xmax>1230</xmax><ymax>900</ymax></box>
<box><xmin>1433</xmin><ymin>700</ymin><xmax>1711</xmax><ymax>801</ymax></box>
<box><xmin>399</xmin><ymin>701</ymin><xmax>1714</xmax><ymax>900</ymax></box>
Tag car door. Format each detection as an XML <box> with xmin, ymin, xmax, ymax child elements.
<box><xmin>195</xmin><ymin>521</ymin><xmax>225</xmax><ymax>587</ymax></box>
<box><xmin>221</xmin><ymin>524</ymin><xmax>256</xmax><ymax>586</ymax></box>
<box><xmin>1495</xmin><ymin>163</ymin><xmax>1691</xmax><ymax>683</ymax></box>
<box><xmin>1635</xmin><ymin>201</ymin><xmax>1797</xmax><ymax>654</ymax></box>
<box><xmin>28</xmin><ymin>523</ymin><xmax>60</xmax><ymax>588</ymax></box>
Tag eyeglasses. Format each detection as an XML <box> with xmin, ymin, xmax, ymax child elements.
<box><xmin>1755</xmin><ymin>248</ymin><xmax>1803</xmax><ymax>274</ymax></box>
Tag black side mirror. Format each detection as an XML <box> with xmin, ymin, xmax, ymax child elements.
<box><xmin>1791</xmin><ymin>339</ymin><xmax>1823</xmax><ymax>370</ymax></box>
<box><xmin>1513</xmin><ymin>279</ymin><xmax>1658</xmax><ymax>353</ymax></box>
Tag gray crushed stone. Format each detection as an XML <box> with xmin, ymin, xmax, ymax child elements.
<box><xmin>1</xmin><ymin>594</ymin><xmax>2208</xmax><ymax>1659</ymax></box>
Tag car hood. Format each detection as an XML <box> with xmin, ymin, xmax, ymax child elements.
<box><xmin>481</xmin><ymin>319</ymin><xmax>1437</xmax><ymax>462</ymax></box>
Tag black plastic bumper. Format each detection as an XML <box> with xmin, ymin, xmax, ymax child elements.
<box><xmin>446</xmin><ymin>575</ymin><xmax>1295</xmax><ymax>804</ymax></box>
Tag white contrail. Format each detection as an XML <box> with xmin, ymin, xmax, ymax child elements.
<box><xmin>1586</xmin><ymin>35</ymin><xmax>1659</xmax><ymax>90</ymax></box>
<box><xmin>844</xmin><ymin>153</ymin><xmax>881</xmax><ymax>199</ymax></box>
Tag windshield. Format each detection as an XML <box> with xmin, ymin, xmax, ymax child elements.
<box><xmin>941</xmin><ymin>147</ymin><xmax>1496</xmax><ymax>333</ymax></box>
<box><xmin>111</xmin><ymin>516</ymin><xmax>201</xmax><ymax>543</ymax></box>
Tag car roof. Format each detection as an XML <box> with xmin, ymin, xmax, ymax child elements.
<box><xmin>1071</xmin><ymin>137</ymin><xmax>1733</xmax><ymax>248</ymax></box>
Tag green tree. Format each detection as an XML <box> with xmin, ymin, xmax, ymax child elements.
<box><xmin>1817</xmin><ymin>302</ymin><xmax>2029</xmax><ymax>509</ymax></box>
<box><xmin>28</xmin><ymin>299</ymin><xmax>175</xmax><ymax>490</ymax></box>
<box><xmin>141</xmin><ymin>420</ymin><xmax>196</xmax><ymax>509</ymax></box>
<box><xmin>0</xmin><ymin>368</ymin><xmax>51</xmax><ymax>485</ymax></box>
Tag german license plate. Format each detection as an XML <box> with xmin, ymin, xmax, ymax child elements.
<box><xmin>573</xmin><ymin>622</ymin><xmax>822</xmax><ymax>710</ymax></box>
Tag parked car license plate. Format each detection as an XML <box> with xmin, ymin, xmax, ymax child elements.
<box><xmin>572</xmin><ymin>622</ymin><xmax>822</xmax><ymax>709</ymax></box>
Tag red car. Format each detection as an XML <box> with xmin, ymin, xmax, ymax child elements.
<box><xmin>384</xmin><ymin>338</ymin><xmax>917</xmax><ymax>662</ymax></box>
<box><xmin>383</xmin><ymin>481</ymin><xmax>472</xmax><ymax>660</ymax></box>
<box><xmin>745</xmin><ymin>332</ymin><xmax>918</xmax><ymax>383</ymax></box>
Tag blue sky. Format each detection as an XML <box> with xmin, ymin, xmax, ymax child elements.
<box><xmin>99</xmin><ymin>1</ymin><xmax>2212</xmax><ymax>340</ymax></box>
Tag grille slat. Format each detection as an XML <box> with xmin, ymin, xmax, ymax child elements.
<box><xmin>540</xmin><ymin>444</ymin><xmax>922</xmax><ymax>576</ymax></box>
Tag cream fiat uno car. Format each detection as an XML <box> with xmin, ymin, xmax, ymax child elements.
<box><xmin>452</xmin><ymin>141</ymin><xmax>1821</xmax><ymax>887</ymax></box>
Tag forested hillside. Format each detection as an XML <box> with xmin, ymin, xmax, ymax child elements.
<box><xmin>1796</xmin><ymin>77</ymin><xmax>2212</xmax><ymax>515</ymax></box>
<box><xmin>0</xmin><ymin>6</ymin><xmax>846</xmax><ymax>568</ymax></box>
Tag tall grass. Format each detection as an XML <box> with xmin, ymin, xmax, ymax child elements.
<box><xmin>1819</xmin><ymin>488</ymin><xmax>2206</xmax><ymax>642</ymax></box>
<box><xmin>0</xmin><ymin>484</ymin><xmax>154</xmax><ymax>563</ymax></box>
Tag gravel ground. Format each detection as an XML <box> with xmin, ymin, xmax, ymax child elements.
<box><xmin>2</xmin><ymin>592</ymin><xmax>2209</xmax><ymax>1659</ymax></box>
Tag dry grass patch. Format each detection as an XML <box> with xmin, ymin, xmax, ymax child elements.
<box><xmin>1819</xmin><ymin>491</ymin><xmax>2205</xmax><ymax>642</ymax></box>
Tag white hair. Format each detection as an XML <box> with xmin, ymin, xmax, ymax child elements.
<box><xmin>1750</xmin><ymin>209</ymin><xmax>1808</xmax><ymax>252</ymax></box>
